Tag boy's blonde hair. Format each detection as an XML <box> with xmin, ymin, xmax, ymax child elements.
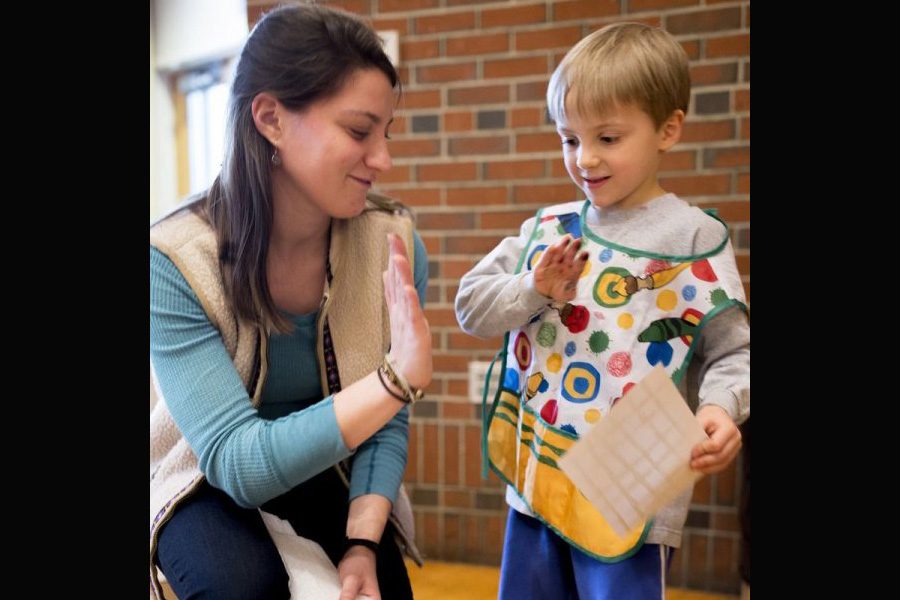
<box><xmin>547</xmin><ymin>22</ymin><xmax>690</xmax><ymax>129</ymax></box>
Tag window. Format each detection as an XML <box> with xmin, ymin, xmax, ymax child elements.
<box><xmin>178</xmin><ymin>64</ymin><xmax>229</xmax><ymax>195</ymax></box>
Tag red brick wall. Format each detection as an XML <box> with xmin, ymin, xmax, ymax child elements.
<box><xmin>249</xmin><ymin>1</ymin><xmax>750</xmax><ymax>594</ymax></box>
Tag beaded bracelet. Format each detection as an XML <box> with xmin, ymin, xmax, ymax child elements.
<box><xmin>376</xmin><ymin>365</ymin><xmax>408</xmax><ymax>403</ymax></box>
<box><xmin>382</xmin><ymin>354</ymin><xmax>424</xmax><ymax>404</ymax></box>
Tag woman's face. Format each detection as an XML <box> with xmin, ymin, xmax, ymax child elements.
<box><xmin>274</xmin><ymin>68</ymin><xmax>395</xmax><ymax>219</ymax></box>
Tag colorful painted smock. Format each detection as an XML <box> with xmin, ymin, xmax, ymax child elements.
<box><xmin>486</xmin><ymin>200</ymin><xmax>746</xmax><ymax>561</ymax></box>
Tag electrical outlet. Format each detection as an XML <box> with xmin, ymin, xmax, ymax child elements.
<box><xmin>468</xmin><ymin>360</ymin><xmax>501</xmax><ymax>404</ymax></box>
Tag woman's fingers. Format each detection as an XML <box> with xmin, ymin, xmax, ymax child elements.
<box><xmin>339</xmin><ymin>574</ymin><xmax>362</xmax><ymax>600</ymax></box>
<box><xmin>387</xmin><ymin>232</ymin><xmax>409</xmax><ymax>262</ymax></box>
<box><xmin>384</xmin><ymin>235</ymin><xmax>407</xmax><ymax>312</ymax></box>
<box><xmin>385</xmin><ymin>233</ymin><xmax>428</xmax><ymax>339</ymax></box>
<box><xmin>403</xmin><ymin>279</ymin><xmax>422</xmax><ymax>323</ymax></box>
<box><xmin>393</xmin><ymin>255</ymin><xmax>409</xmax><ymax>314</ymax></box>
<box><xmin>383</xmin><ymin>232</ymin><xmax>432</xmax><ymax>389</ymax></box>
<box><xmin>382</xmin><ymin>268</ymin><xmax>393</xmax><ymax>306</ymax></box>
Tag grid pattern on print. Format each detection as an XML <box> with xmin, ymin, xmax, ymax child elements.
<box><xmin>559</xmin><ymin>366</ymin><xmax>708</xmax><ymax>537</ymax></box>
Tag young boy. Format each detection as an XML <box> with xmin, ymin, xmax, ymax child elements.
<box><xmin>455</xmin><ymin>22</ymin><xmax>749</xmax><ymax>599</ymax></box>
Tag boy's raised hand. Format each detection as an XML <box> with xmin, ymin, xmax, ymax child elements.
<box><xmin>533</xmin><ymin>235</ymin><xmax>589</xmax><ymax>303</ymax></box>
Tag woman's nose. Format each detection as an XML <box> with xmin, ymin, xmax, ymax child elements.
<box><xmin>368</xmin><ymin>138</ymin><xmax>393</xmax><ymax>172</ymax></box>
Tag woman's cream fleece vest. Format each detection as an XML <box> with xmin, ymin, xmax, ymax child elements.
<box><xmin>149</xmin><ymin>205</ymin><xmax>421</xmax><ymax>598</ymax></box>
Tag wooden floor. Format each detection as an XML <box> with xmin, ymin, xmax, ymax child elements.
<box><xmin>159</xmin><ymin>560</ymin><xmax>739</xmax><ymax>599</ymax></box>
<box><xmin>406</xmin><ymin>560</ymin><xmax>738</xmax><ymax>600</ymax></box>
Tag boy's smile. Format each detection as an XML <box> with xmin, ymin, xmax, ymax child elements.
<box><xmin>582</xmin><ymin>175</ymin><xmax>611</xmax><ymax>190</ymax></box>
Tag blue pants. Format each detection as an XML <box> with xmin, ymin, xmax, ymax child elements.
<box><xmin>157</xmin><ymin>475</ymin><xmax>413</xmax><ymax>600</ymax></box>
<box><xmin>498</xmin><ymin>509</ymin><xmax>671</xmax><ymax>600</ymax></box>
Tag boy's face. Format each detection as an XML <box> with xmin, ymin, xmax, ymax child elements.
<box><xmin>556</xmin><ymin>101</ymin><xmax>681</xmax><ymax>211</ymax></box>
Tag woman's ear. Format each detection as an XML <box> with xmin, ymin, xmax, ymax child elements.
<box><xmin>658</xmin><ymin>109</ymin><xmax>685</xmax><ymax>152</ymax></box>
<box><xmin>251</xmin><ymin>92</ymin><xmax>283</xmax><ymax>146</ymax></box>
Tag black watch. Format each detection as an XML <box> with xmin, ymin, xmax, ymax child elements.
<box><xmin>345</xmin><ymin>537</ymin><xmax>380</xmax><ymax>553</ymax></box>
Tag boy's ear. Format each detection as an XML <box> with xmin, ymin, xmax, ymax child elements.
<box><xmin>658</xmin><ymin>109</ymin><xmax>685</xmax><ymax>152</ymax></box>
<box><xmin>251</xmin><ymin>92</ymin><xmax>283</xmax><ymax>147</ymax></box>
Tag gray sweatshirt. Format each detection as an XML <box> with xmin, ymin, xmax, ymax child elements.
<box><xmin>455</xmin><ymin>193</ymin><xmax>750</xmax><ymax>548</ymax></box>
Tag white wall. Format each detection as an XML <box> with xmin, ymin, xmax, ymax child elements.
<box><xmin>154</xmin><ymin>0</ymin><xmax>249</xmax><ymax>73</ymax></box>
<box><xmin>149</xmin><ymin>0</ymin><xmax>247</xmax><ymax>220</ymax></box>
<box><xmin>150</xmin><ymin>0</ymin><xmax>177</xmax><ymax>221</ymax></box>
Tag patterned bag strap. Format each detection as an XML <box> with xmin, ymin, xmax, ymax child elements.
<box><xmin>322</xmin><ymin>229</ymin><xmax>342</xmax><ymax>396</ymax></box>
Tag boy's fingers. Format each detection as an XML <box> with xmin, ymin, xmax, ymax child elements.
<box><xmin>691</xmin><ymin>437</ymin><xmax>719</xmax><ymax>459</ymax></box>
<box><xmin>691</xmin><ymin>432</ymin><xmax>741</xmax><ymax>470</ymax></box>
<box><xmin>553</xmin><ymin>235</ymin><xmax>572</xmax><ymax>257</ymax></box>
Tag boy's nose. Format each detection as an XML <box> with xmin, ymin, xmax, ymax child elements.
<box><xmin>576</xmin><ymin>147</ymin><xmax>600</xmax><ymax>170</ymax></box>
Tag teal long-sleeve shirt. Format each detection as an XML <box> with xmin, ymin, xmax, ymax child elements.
<box><xmin>150</xmin><ymin>232</ymin><xmax>428</xmax><ymax>508</ymax></box>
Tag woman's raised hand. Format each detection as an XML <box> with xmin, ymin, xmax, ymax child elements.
<box><xmin>383</xmin><ymin>233</ymin><xmax>433</xmax><ymax>390</ymax></box>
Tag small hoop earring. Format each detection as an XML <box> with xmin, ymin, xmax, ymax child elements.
<box><xmin>271</xmin><ymin>149</ymin><xmax>282</xmax><ymax>167</ymax></box>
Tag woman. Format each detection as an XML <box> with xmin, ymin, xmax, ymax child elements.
<box><xmin>149</xmin><ymin>4</ymin><xmax>432</xmax><ymax>599</ymax></box>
